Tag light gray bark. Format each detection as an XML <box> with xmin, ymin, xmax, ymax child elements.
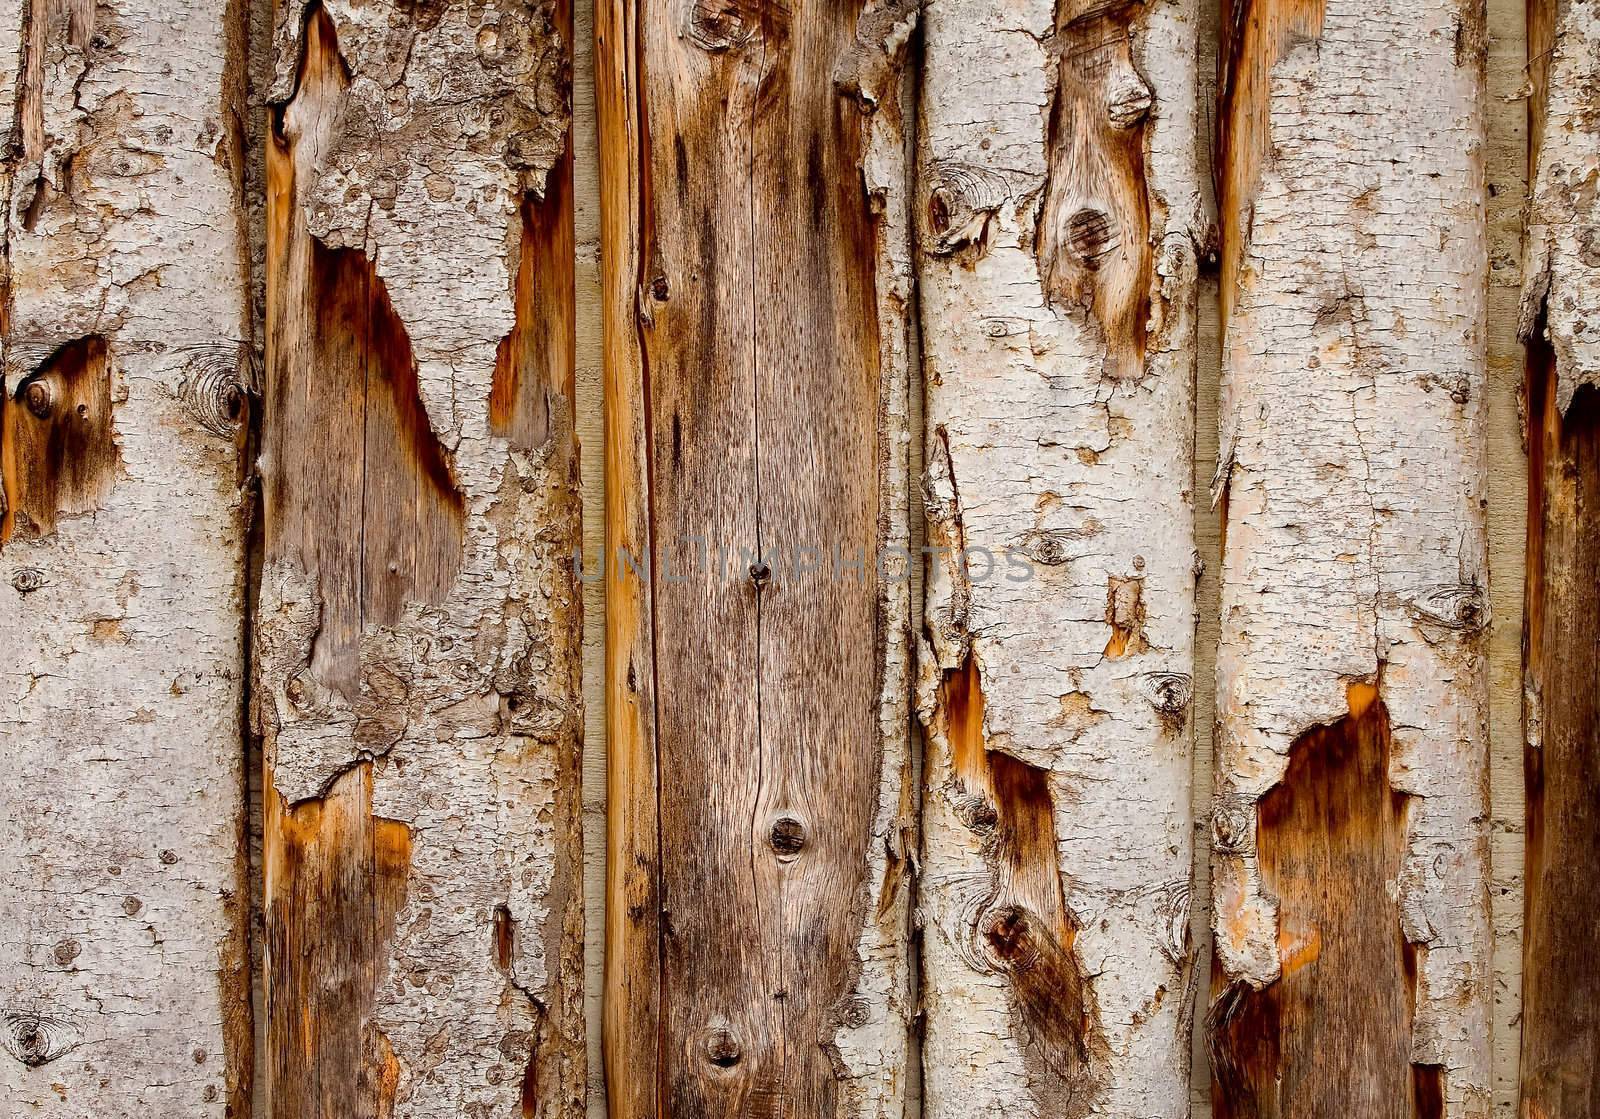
<box><xmin>0</xmin><ymin>0</ymin><xmax>253</xmax><ymax>1114</ymax></box>
<box><xmin>914</xmin><ymin>0</ymin><xmax>1203</xmax><ymax>1113</ymax></box>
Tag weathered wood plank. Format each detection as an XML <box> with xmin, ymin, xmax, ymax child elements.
<box><xmin>1518</xmin><ymin>1</ymin><xmax>1600</xmax><ymax>1113</ymax></box>
<box><xmin>257</xmin><ymin>1</ymin><xmax>584</xmax><ymax>1114</ymax></box>
<box><xmin>0</xmin><ymin>0</ymin><xmax>254</xmax><ymax>1112</ymax></box>
<box><xmin>598</xmin><ymin>0</ymin><xmax>916</xmax><ymax>1112</ymax></box>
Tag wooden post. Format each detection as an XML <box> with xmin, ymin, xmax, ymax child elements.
<box><xmin>1207</xmin><ymin>2</ymin><xmax>1494</xmax><ymax>1116</ymax></box>
<box><xmin>1519</xmin><ymin>0</ymin><xmax>1600</xmax><ymax>1112</ymax></box>
<box><xmin>257</xmin><ymin>1</ymin><xmax>584</xmax><ymax>1114</ymax></box>
<box><xmin>597</xmin><ymin>0</ymin><xmax>917</xmax><ymax>1113</ymax></box>
<box><xmin>913</xmin><ymin>0</ymin><xmax>1203</xmax><ymax>1114</ymax></box>
<box><xmin>0</xmin><ymin>0</ymin><xmax>252</xmax><ymax>1112</ymax></box>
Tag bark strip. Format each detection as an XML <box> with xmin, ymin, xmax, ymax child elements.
<box><xmin>914</xmin><ymin>0</ymin><xmax>1202</xmax><ymax>1113</ymax></box>
<box><xmin>598</xmin><ymin>0</ymin><xmax>915</xmax><ymax>1113</ymax></box>
<box><xmin>0</xmin><ymin>0</ymin><xmax>253</xmax><ymax>1113</ymax></box>
<box><xmin>257</xmin><ymin>1</ymin><xmax>583</xmax><ymax>1114</ymax></box>
<box><xmin>1208</xmin><ymin>1</ymin><xmax>1493</xmax><ymax>1116</ymax></box>
<box><xmin>1518</xmin><ymin>1</ymin><xmax>1600</xmax><ymax>1112</ymax></box>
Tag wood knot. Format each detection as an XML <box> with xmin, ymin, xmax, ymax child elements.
<box><xmin>176</xmin><ymin>342</ymin><xmax>251</xmax><ymax>437</ymax></box>
<box><xmin>1067</xmin><ymin>207</ymin><xmax>1118</xmax><ymax>270</ymax></box>
<box><xmin>769</xmin><ymin>815</ymin><xmax>806</xmax><ymax>860</ymax></box>
<box><xmin>703</xmin><ymin>1024</ymin><xmax>742</xmax><ymax>1068</ymax></box>
<box><xmin>1</xmin><ymin>1008</ymin><xmax>81</xmax><ymax>1068</ymax></box>
<box><xmin>749</xmin><ymin>560</ymin><xmax>772</xmax><ymax>589</ymax></box>
<box><xmin>1142</xmin><ymin>671</ymin><xmax>1193</xmax><ymax>717</ymax></box>
<box><xmin>687</xmin><ymin>0</ymin><xmax>758</xmax><ymax>52</ymax></box>
<box><xmin>838</xmin><ymin>996</ymin><xmax>872</xmax><ymax>1030</ymax></box>
<box><xmin>22</xmin><ymin>379</ymin><xmax>53</xmax><ymax>419</ymax></box>
<box><xmin>1401</xmin><ymin>582</ymin><xmax>1488</xmax><ymax>634</ymax></box>
<box><xmin>1212</xmin><ymin>799</ymin><xmax>1252</xmax><ymax>854</ymax></box>
<box><xmin>983</xmin><ymin>905</ymin><xmax>1041</xmax><ymax>971</ymax></box>
<box><xmin>10</xmin><ymin>567</ymin><xmax>46</xmax><ymax>593</ymax></box>
<box><xmin>924</xmin><ymin>161</ymin><xmax>1008</xmax><ymax>257</ymax></box>
<box><xmin>951</xmin><ymin>788</ymin><xmax>999</xmax><ymax>835</ymax></box>
<box><xmin>1104</xmin><ymin>74</ymin><xmax>1153</xmax><ymax>128</ymax></box>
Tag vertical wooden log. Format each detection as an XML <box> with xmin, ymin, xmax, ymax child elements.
<box><xmin>1208</xmin><ymin>2</ymin><xmax>1493</xmax><ymax>1116</ymax></box>
<box><xmin>1519</xmin><ymin>1</ymin><xmax>1600</xmax><ymax>1113</ymax></box>
<box><xmin>0</xmin><ymin>0</ymin><xmax>253</xmax><ymax>1113</ymax></box>
<box><xmin>913</xmin><ymin>0</ymin><xmax>1202</xmax><ymax>1114</ymax></box>
<box><xmin>597</xmin><ymin>0</ymin><xmax>917</xmax><ymax>1113</ymax></box>
<box><xmin>256</xmin><ymin>1</ymin><xmax>583</xmax><ymax>1114</ymax></box>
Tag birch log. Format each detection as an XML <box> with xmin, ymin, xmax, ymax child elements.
<box><xmin>913</xmin><ymin>0</ymin><xmax>1202</xmax><ymax>1115</ymax></box>
<box><xmin>597</xmin><ymin>0</ymin><xmax>916</xmax><ymax>1113</ymax></box>
<box><xmin>0</xmin><ymin>0</ymin><xmax>252</xmax><ymax>1114</ymax></box>
<box><xmin>1519</xmin><ymin>1</ymin><xmax>1600</xmax><ymax>1113</ymax></box>
<box><xmin>256</xmin><ymin>1</ymin><xmax>583</xmax><ymax>1114</ymax></box>
<box><xmin>1207</xmin><ymin>2</ymin><xmax>1493</xmax><ymax>1116</ymax></box>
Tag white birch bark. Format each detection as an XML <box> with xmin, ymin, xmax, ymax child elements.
<box><xmin>1209</xmin><ymin>2</ymin><xmax>1493</xmax><ymax>1115</ymax></box>
<box><xmin>914</xmin><ymin>0</ymin><xmax>1203</xmax><ymax>1113</ymax></box>
<box><xmin>0</xmin><ymin>0</ymin><xmax>253</xmax><ymax>1114</ymax></box>
<box><xmin>1521</xmin><ymin>0</ymin><xmax>1600</xmax><ymax>415</ymax></box>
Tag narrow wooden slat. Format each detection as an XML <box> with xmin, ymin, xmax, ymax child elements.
<box><xmin>1519</xmin><ymin>0</ymin><xmax>1600</xmax><ymax>1112</ymax></box>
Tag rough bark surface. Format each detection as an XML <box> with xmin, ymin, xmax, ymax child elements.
<box><xmin>914</xmin><ymin>0</ymin><xmax>1202</xmax><ymax>1114</ymax></box>
<box><xmin>597</xmin><ymin>0</ymin><xmax>916</xmax><ymax>1114</ymax></box>
<box><xmin>0</xmin><ymin>0</ymin><xmax>253</xmax><ymax>1114</ymax></box>
<box><xmin>1208</xmin><ymin>1</ymin><xmax>1493</xmax><ymax>1116</ymax></box>
<box><xmin>1518</xmin><ymin>1</ymin><xmax>1600</xmax><ymax>1114</ymax></box>
<box><xmin>256</xmin><ymin>1</ymin><xmax>583</xmax><ymax>1115</ymax></box>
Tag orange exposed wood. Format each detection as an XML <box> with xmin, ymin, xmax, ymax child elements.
<box><xmin>1209</xmin><ymin>687</ymin><xmax>1435</xmax><ymax>1119</ymax></box>
<box><xmin>1517</xmin><ymin>3</ymin><xmax>1600</xmax><ymax>1110</ymax></box>
<box><xmin>1</xmin><ymin>335</ymin><xmax>116</xmax><ymax>544</ymax></box>
<box><xmin>263</xmin><ymin>763</ymin><xmax>410</xmax><ymax>1119</ymax></box>
<box><xmin>597</xmin><ymin>0</ymin><xmax>664</xmax><ymax>1111</ymax></box>
<box><xmin>1038</xmin><ymin>0</ymin><xmax>1153</xmax><ymax>381</ymax></box>
<box><xmin>941</xmin><ymin>656</ymin><xmax>1101</xmax><ymax>1111</ymax></box>
<box><xmin>492</xmin><ymin>134</ymin><xmax>576</xmax><ymax>452</ymax></box>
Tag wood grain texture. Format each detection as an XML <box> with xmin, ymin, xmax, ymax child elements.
<box><xmin>595</xmin><ymin>0</ymin><xmax>662</xmax><ymax>1111</ymax></box>
<box><xmin>257</xmin><ymin>1</ymin><xmax>583</xmax><ymax>1115</ymax></box>
<box><xmin>0</xmin><ymin>0</ymin><xmax>254</xmax><ymax>1113</ymax></box>
<box><xmin>598</xmin><ymin>0</ymin><xmax>916</xmax><ymax>1113</ymax></box>
<box><xmin>1518</xmin><ymin>348</ymin><xmax>1600</xmax><ymax>1119</ymax></box>
<box><xmin>1208</xmin><ymin>1</ymin><xmax>1494</xmax><ymax>1116</ymax></box>
<box><xmin>915</xmin><ymin>0</ymin><xmax>1202</xmax><ymax>1113</ymax></box>
<box><xmin>1518</xmin><ymin>2</ymin><xmax>1600</xmax><ymax>1112</ymax></box>
<box><xmin>1209</xmin><ymin>686</ymin><xmax>1439</xmax><ymax>1119</ymax></box>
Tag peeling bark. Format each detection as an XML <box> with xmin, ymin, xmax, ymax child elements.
<box><xmin>1209</xmin><ymin>1</ymin><xmax>1493</xmax><ymax>1115</ymax></box>
<box><xmin>1209</xmin><ymin>685</ymin><xmax>1441</xmax><ymax>1118</ymax></box>
<box><xmin>598</xmin><ymin>0</ymin><xmax>915</xmax><ymax>1113</ymax></box>
<box><xmin>1518</xmin><ymin>1</ymin><xmax>1600</xmax><ymax>1113</ymax></box>
<box><xmin>0</xmin><ymin>0</ymin><xmax>253</xmax><ymax>1113</ymax></box>
<box><xmin>257</xmin><ymin>1</ymin><xmax>583</xmax><ymax>1115</ymax></box>
<box><xmin>914</xmin><ymin>0</ymin><xmax>1202</xmax><ymax>1115</ymax></box>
